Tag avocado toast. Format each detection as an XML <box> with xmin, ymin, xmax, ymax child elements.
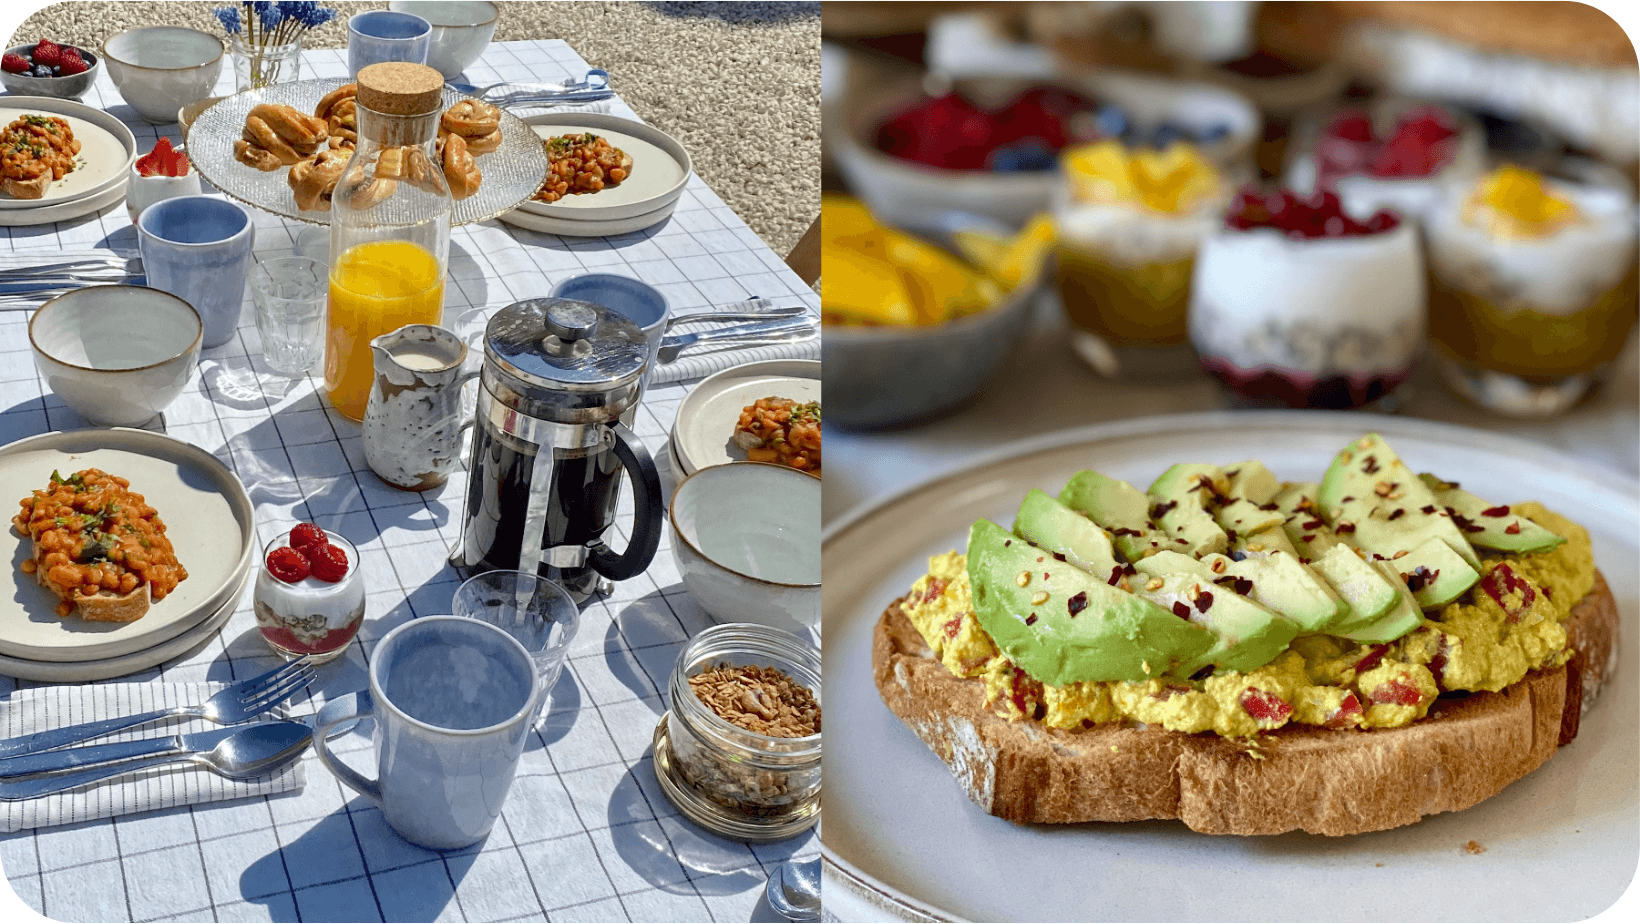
<box><xmin>872</xmin><ymin>432</ymin><xmax>1619</xmax><ymax>835</ymax></box>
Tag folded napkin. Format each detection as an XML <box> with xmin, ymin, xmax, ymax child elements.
<box><xmin>650</xmin><ymin>301</ymin><xmax>821</xmax><ymax>386</ymax></box>
<box><xmin>0</xmin><ymin>682</ymin><xmax>304</xmax><ymax>833</ymax></box>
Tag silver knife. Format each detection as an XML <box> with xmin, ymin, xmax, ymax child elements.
<box><xmin>0</xmin><ymin>720</ymin><xmax>299</xmax><ymax>778</ymax></box>
<box><xmin>0</xmin><ymin>722</ymin><xmax>313</xmax><ymax>801</ymax></box>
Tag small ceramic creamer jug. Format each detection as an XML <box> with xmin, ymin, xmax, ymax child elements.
<box><xmin>363</xmin><ymin>324</ymin><xmax>478</xmax><ymax>490</ymax></box>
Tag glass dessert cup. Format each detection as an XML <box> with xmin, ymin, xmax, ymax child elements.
<box><xmin>253</xmin><ymin>528</ymin><xmax>366</xmax><ymax>663</ymax></box>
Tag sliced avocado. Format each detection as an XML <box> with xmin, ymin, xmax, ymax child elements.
<box><xmin>1147</xmin><ymin>463</ymin><xmax>1229</xmax><ymax>558</ymax></box>
<box><xmin>966</xmin><ymin>519</ymin><xmax>1214</xmax><ymax>684</ymax></box>
<box><xmin>1272</xmin><ymin>482</ymin><xmax>1321</xmax><ymax>518</ymax></box>
<box><xmin>1132</xmin><ymin>572</ymin><xmax>1298</xmax><ymax>675</ymax></box>
<box><xmin>1318</xmin><ymin>433</ymin><xmax>1483</xmax><ymax>571</ymax></box>
<box><xmin>1417</xmin><ymin>473</ymin><xmax>1566</xmax><ymax>554</ymax></box>
<box><xmin>1058</xmin><ymin>470</ymin><xmax>1168</xmax><ymax>563</ymax></box>
<box><xmin>1204</xmin><ymin>550</ymin><xmax>1347</xmax><ymax>634</ymax></box>
<box><xmin>1131</xmin><ymin>549</ymin><xmax>1216</xmax><ymax>581</ymax></box>
<box><xmin>1384</xmin><ymin>535</ymin><xmax>1481</xmax><ymax>609</ymax></box>
<box><xmin>1012</xmin><ymin>489</ymin><xmax>1120</xmax><ymax>579</ymax></box>
<box><xmin>1232</xmin><ymin>526</ymin><xmax>1298</xmax><ymax>559</ymax></box>
<box><xmin>1222</xmin><ymin>460</ymin><xmax>1281</xmax><ymax>505</ymax></box>
<box><xmin>1307</xmin><ymin>544</ymin><xmax>1399</xmax><ymax>634</ymax></box>
<box><xmin>1337</xmin><ymin>559</ymin><xmax>1426</xmax><ymax>643</ymax></box>
<box><xmin>1214</xmin><ymin>461</ymin><xmax>1285</xmax><ymax>536</ymax></box>
<box><xmin>1215</xmin><ymin>499</ymin><xmax>1285</xmax><ymax>538</ymax></box>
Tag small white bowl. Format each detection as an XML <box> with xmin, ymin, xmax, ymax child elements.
<box><xmin>0</xmin><ymin>43</ymin><xmax>101</xmax><ymax>99</ymax></box>
<box><xmin>126</xmin><ymin>156</ymin><xmax>201</xmax><ymax>225</ymax></box>
<box><xmin>389</xmin><ymin>1</ymin><xmax>498</xmax><ymax>79</ymax></box>
<box><xmin>102</xmin><ymin>27</ymin><xmax>225</xmax><ymax>124</ymax></box>
<box><xmin>669</xmin><ymin>463</ymin><xmax>820</xmax><ymax>634</ymax></box>
<box><xmin>29</xmin><ymin>285</ymin><xmax>202</xmax><ymax>427</ymax></box>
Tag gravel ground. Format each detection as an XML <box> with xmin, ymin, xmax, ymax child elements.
<box><xmin>10</xmin><ymin>1</ymin><xmax>820</xmax><ymax>255</ymax></box>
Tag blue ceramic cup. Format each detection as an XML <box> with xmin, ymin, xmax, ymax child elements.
<box><xmin>311</xmin><ymin>616</ymin><xmax>542</xmax><ymax>850</ymax></box>
<box><xmin>550</xmin><ymin>273</ymin><xmax>670</xmax><ymax>377</ymax></box>
<box><xmin>347</xmin><ymin>10</ymin><xmax>432</xmax><ymax>75</ymax></box>
<box><xmin>137</xmin><ymin>196</ymin><xmax>255</xmax><ymax>349</ymax></box>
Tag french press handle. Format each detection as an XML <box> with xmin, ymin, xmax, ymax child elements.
<box><xmin>587</xmin><ymin>421</ymin><xmax>662</xmax><ymax>582</ymax></box>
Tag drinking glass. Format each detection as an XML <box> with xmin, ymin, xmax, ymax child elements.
<box><xmin>251</xmin><ymin>257</ymin><xmax>327</xmax><ymax>375</ymax></box>
<box><xmin>452</xmin><ymin>570</ymin><xmax>579</xmax><ymax>719</ymax></box>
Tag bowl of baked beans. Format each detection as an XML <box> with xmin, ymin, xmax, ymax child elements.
<box><xmin>28</xmin><ymin>285</ymin><xmax>201</xmax><ymax>427</ymax></box>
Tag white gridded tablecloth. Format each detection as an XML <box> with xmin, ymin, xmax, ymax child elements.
<box><xmin>0</xmin><ymin>40</ymin><xmax>818</xmax><ymax>924</ymax></box>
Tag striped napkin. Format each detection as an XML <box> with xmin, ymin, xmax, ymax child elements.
<box><xmin>0</xmin><ymin>682</ymin><xmax>304</xmax><ymax>832</ymax></box>
<box><xmin>650</xmin><ymin>300</ymin><xmax>821</xmax><ymax>386</ymax></box>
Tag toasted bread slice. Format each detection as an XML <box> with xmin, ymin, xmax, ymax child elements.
<box><xmin>2</xmin><ymin>174</ymin><xmax>51</xmax><ymax>200</ymax></box>
<box><xmin>873</xmin><ymin>570</ymin><xmax>1618</xmax><ymax>836</ymax></box>
<box><xmin>27</xmin><ymin>536</ymin><xmax>151</xmax><ymax>623</ymax></box>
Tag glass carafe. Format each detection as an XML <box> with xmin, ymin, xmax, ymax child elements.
<box><xmin>325</xmin><ymin>62</ymin><xmax>452</xmax><ymax>421</ymax></box>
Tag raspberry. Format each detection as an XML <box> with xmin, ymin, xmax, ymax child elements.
<box><xmin>266</xmin><ymin>546</ymin><xmax>311</xmax><ymax>583</ymax></box>
<box><xmin>1</xmin><ymin>53</ymin><xmax>29</xmax><ymax>74</ymax></box>
<box><xmin>57</xmin><ymin>48</ymin><xmax>87</xmax><ymax>76</ymax></box>
<box><xmin>31</xmin><ymin>40</ymin><xmax>61</xmax><ymax>67</ymax></box>
<box><xmin>308</xmin><ymin>542</ymin><xmax>349</xmax><ymax>583</ymax></box>
<box><xmin>288</xmin><ymin>522</ymin><xmax>328</xmax><ymax>554</ymax></box>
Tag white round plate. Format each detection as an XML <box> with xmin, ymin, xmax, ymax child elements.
<box><xmin>670</xmin><ymin>359</ymin><xmax>821</xmax><ymax>476</ymax></box>
<box><xmin>0</xmin><ymin>97</ymin><xmax>137</xmax><ymax>210</ymax></box>
<box><xmin>0</xmin><ymin>178</ymin><xmax>126</xmax><ymax>227</ymax></box>
<box><xmin>497</xmin><ymin>194</ymin><xmax>677</xmax><ymax>237</ymax></box>
<box><xmin>0</xmin><ymin>570</ymin><xmax>245</xmax><ymax>682</ymax></box>
<box><xmin>821</xmin><ymin>412</ymin><xmax>1639</xmax><ymax>924</ymax></box>
<box><xmin>517</xmin><ymin>112</ymin><xmax>691</xmax><ymax>220</ymax></box>
<box><xmin>0</xmin><ymin>429</ymin><xmax>255</xmax><ymax>664</ymax></box>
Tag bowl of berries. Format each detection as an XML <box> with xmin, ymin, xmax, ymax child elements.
<box><xmin>1</xmin><ymin>40</ymin><xmax>99</xmax><ymax>100</ymax></box>
<box><xmin>254</xmin><ymin>523</ymin><xmax>367</xmax><ymax>664</ymax></box>
<box><xmin>127</xmin><ymin>137</ymin><xmax>200</xmax><ymax>224</ymax></box>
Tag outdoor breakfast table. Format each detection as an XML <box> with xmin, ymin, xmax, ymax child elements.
<box><xmin>0</xmin><ymin>39</ymin><xmax>819</xmax><ymax>923</ymax></box>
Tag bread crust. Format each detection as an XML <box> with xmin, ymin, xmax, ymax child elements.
<box><xmin>873</xmin><ymin>570</ymin><xmax>1618</xmax><ymax>836</ymax></box>
<box><xmin>27</xmin><ymin>535</ymin><xmax>149</xmax><ymax>623</ymax></box>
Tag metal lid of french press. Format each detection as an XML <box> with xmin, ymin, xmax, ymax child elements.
<box><xmin>484</xmin><ymin>297</ymin><xmax>648</xmax><ymax>397</ymax></box>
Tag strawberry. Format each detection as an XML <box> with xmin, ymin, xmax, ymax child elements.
<box><xmin>308</xmin><ymin>542</ymin><xmax>349</xmax><ymax>583</ymax></box>
<box><xmin>288</xmin><ymin>522</ymin><xmax>328</xmax><ymax>554</ymax></box>
<box><xmin>137</xmin><ymin>137</ymin><xmax>189</xmax><ymax>177</ymax></box>
<box><xmin>266</xmin><ymin>546</ymin><xmax>311</xmax><ymax>584</ymax></box>
<box><xmin>57</xmin><ymin>47</ymin><xmax>87</xmax><ymax>76</ymax></box>
<box><xmin>0</xmin><ymin>53</ymin><xmax>29</xmax><ymax>74</ymax></box>
<box><xmin>31</xmin><ymin>40</ymin><xmax>61</xmax><ymax>67</ymax></box>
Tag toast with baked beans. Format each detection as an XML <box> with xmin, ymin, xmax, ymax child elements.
<box><xmin>12</xmin><ymin>469</ymin><xmax>188</xmax><ymax>623</ymax></box>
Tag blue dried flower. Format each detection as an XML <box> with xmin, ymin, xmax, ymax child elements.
<box><xmin>250</xmin><ymin>1</ymin><xmax>282</xmax><ymax>30</ymax></box>
<box><xmin>278</xmin><ymin>1</ymin><xmax>336</xmax><ymax>29</ymax></box>
<box><xmin>213</xmin><ymin>6</ymin><xmax>243</xmax><ymax>34</ymax></box>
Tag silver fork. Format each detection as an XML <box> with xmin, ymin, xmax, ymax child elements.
<box><xmin>0</xmin><ymin>660</ymin><xmax>317</xmax><ymax>759</ymax></box>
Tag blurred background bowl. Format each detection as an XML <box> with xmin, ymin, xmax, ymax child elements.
<box><xmin>389</xmin><ymin>0</ymin><xmax>499</xmax><ymax>79</ymax></box>
<box><xmin>101</xmin><ymin>26</ymin><xmax>225</xmax><ymax>124</ymax></box>
<box><xmin>669</xmin><ymin>462</ymin><xmax>820</xmax><ymax>634</ymax></box>
<box><xmin>29</xmin><ymin>285</ymin><xmax>202</xmax><ymax>427</ymax></box>
<box><xmin>0</xmin><ymin>44</ymin><xmax>100</xmax><ymax>100</ymax></box>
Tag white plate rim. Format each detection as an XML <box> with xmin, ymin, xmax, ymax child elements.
<box><xmin>515</xmin><ymin>111</ymin><xmax>693</xmax><ymax>220</ymax></box>
<box><xmin>820</xmin><ymin>410</ymin><xmax>1639</xmax><ymax>923</ymax></box>
<box><xmin>0</xmin><ymin>178</ymin><xmax>126</xmax><ymax>227</ymax></box>
<box><xmin>0</xmin><ymin>428</ymin><xmax>256</xmax><ymax>663</ymax></box>
<box><xmin>670</xmin><ymin>358</ymin><xmax>822</xmax><ymax>476</ymax></box>
<box><xmin>0</xmin><ymin>96</ymin><xmax>137</xmax><ymax>209</ymax></box>
<box><xmin>496</xmin><ymin>194</ymin><xmax>678</xmax><ymax>237</ymax></box>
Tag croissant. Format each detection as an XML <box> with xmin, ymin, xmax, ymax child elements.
<box><xmin>314</xmin><ymin>83</ymin><xmax>358</xmax><ymax>123</ymax></box>
<box><xmin>233</xmin><ymin>138</ymin><xmax>284</xmax><ymax>172</ymax></box>
<box><xmin>440</xmin><ymin>133</ymin><xmax>482</xmax><ymax>199</ymax></box>
<box><xmin>288</xmin><ymin>147</ymin><xmax>351</xmax><ymax>211</ymax></box>
<box><xmin>242</xmin><ymin>116</ymin><xmax>302</xmax><ymax>166</ymax></box>
<box><xmin>247</xmin><ymin>103</ymin><xmax>328</xmax><ymax>150</ymax></box>
<box><xmin>326</xmin><ymin>97</ymin><xmax>358</xmax><ymax>148</ymax></box>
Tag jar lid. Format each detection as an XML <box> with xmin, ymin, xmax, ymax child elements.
<box><xmin>356</xmin><ymin>62</ymin><xmax>444</xmax><ymax>116</ymax></box>
<box><xmin>484</xmin><ymin>297</ymin><xmax>648</xmax><ymax>394</ymax></box>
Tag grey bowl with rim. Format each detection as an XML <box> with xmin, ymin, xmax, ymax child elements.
<box><xmin>0</xmin><ymin>44</ymin><xmax>100</xmax><ymax>100</ymax></box>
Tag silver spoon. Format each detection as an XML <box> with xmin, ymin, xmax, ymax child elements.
<box><xmin>0</xmin><ymin>722</ymin><xmax>312</xmax><ymax>801</ymax></box>
<box><xmin>665</xmin><ymin>304</ymin><xmax>806</xmax><ymax>328</ymax></box>
<box><xmin>765</xmin><ymin>855</ymin><xmax>821</xmax><ymax>922</ymax></box>
<box><xmin>657</xmin><ymin>318</ymin><xmax>817</xmax><ymax>363</ymax></box>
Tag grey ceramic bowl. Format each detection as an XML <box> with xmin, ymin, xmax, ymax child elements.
<box><xmin>389</xmin><ymin>1</ymin><xmax>498</xmax><ymax>78</ymax></box>
<box><xmin>29</xmin><ymin>285</ymin><xmax>202</xmax><ymax>427</ymax></box>
<box><xmin>0</xmin><ymin>44</ymin><xmax>100</xmax><ymax>99</ymax></box>
<box><xmin>101</xmin><ymin>27</ymin><xmax>225</xmax><ymax>124</ymax></box>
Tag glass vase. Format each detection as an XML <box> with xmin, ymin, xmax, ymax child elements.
<box><xmin>231</xmin><ymin>37</ymin><xmax>302</xmax><ymax>92</ymax></box>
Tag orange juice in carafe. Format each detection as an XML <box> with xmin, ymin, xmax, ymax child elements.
<box><xmin>325</xmin><ymin>239</ymin><xmax>444</xmax><ymax>420</ymax></box>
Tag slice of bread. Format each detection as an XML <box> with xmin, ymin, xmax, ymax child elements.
<box><xmin>27</xmin><ymin>535</ymin><xmax>151</xmax><ymax>623</ymax></box>
<box><xmin>873</xmin><ymin>570</ymin><xmax>1618</xmax><ymax>836</ymax></box>
<box><xmin>2</xmin><ymin>174</ymin><xmax>51</xmax><ymax>200</ymax></box>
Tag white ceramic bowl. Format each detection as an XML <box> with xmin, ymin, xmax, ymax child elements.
<box><xmin>29</xmin><ymin>285</ymin><xmax>202</xmax><ymax>427</ymax></box>
<box><xmin>389</xmin><ymin>1</ymin><xmax>498</xmax><ymax>78</ymax></box>
<box><xmin>669</xmin><ymin>463</ymin><xmax>820</xmax><ymax>634</ymax></box>
<box><xmin>0</xmin><ymin>43</ymin><xmax>101</xmax><ymax>99</ymax></box>
<box><xmin>101</xmin><ymin>27</ymin><xmax>225</xmax><ymax>124</ymax></box>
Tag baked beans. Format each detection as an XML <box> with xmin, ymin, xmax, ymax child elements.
<box><xmin>733</xmin><ymin>398</ymin><xmax>821</xmax><ymax>477</ymax></box>
<box><xmin>532</xmin><ymin>133</ymin><xmax>632</xmax><ymax>203</ymax></box>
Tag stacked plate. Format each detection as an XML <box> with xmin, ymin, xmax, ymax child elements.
<box><xmin>0</xmin><ymin>430</ymin><xmax>256</xmax><ymax>681</ymax></box>
<box><xmin>669</xmin><ymin>359</ymin><xmax>821</xmax><ymax>476</ymax></box>
<box><xmin>0</xmin><ymin>97</ymin><xmax>137</xmax><ymax>226</ymax></box>
<box><xmin>499</xmin><ymin>112</ymin><xmax>693</xmax><ymax>237</ymax></box>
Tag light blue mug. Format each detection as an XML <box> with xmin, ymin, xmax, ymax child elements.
<box><xmin>550</xmin><ymin>273</ymin><xmax>669</xmax><ymax>381</ymax></box>
<box><xmin>347</xmin><ymin>10</ymin><xmax>432</xmax><ymax>75</ymax></box>
<box><xmin>137</xmin><ymin>196</ymin><xmax>255</xmax><ymax>349</ymax></box>
<box><xmin>312</xmin><ymin>616</ymin><xmax>542</xmax><ymax>850</ymax></box>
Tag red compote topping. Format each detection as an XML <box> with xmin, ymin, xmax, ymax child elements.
<box><xmin>1224</xmin><ymin>186</ymin><xmax>1399</xmax><ymax>239</ymax></box>
<box><xmin>1314</xmin><ymin>106</ymin><xmax>1459</xmax><ymax>184</ymax></box>
<box><xmin>874</xmin><ymin>87</ymin><xmax>1101</xmax><ymax>171</ymax></box>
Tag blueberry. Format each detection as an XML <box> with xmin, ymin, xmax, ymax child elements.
<box><xmin>1151</xmin><ymin>123</ymin><xmax>1185</xmax><ymax>150</ymax></box>
<box><xmin>987</xmin><ymin>139</ymin><xmax>1058</xmax><ymax>172</ymax></box>
<box><xmin>1196</xmin><ymin>122</ymin><xmax>1230</xmax><ymax>144</ymax></box>
<box><xmin>31</xmin><ymin>64</ymin><xmax>52</xmax><ymax>78</ymax></box>
<box><xmin>1094</xmin><ymin>105</ymin><xmax>1130</xmax><ymax>140</ymax></box>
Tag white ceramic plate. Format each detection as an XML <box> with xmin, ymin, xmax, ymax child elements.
<box><xmin>670</xmin><ymin>359</ymin><xmax>821</xmax><ymax>476</ymax></box>
<box><xmin>0</xmin><ymin>570</ymin><xmax>245</xmax><ymax>682</ymax></box>
<box><xmin>821</xmin><ymin>412</ymin><xmax>1639</xmax><ymax>923</ymax></box>
<box><xmin>496</xmin><ymin>195</ymin><xmax>677</xmax><ymax>237</ymax></box>
<box><xmin>517</xmin><ymin>112</ymin><xmax>691</xmax><ymax>220</ymax></box>
<box><xmin>0</xmin><ymin>429</ymin><xmax>255</xmax><ymax>664</ymax></box>
<box><xmin>0</xmin><ymin>178</ymin><xmax>126</xmax><ymax>227</ymax></box>
<box><xmin>0</xmin><ymin>97</ymin><xmax>137</xmax><ymax>209</ymax></box>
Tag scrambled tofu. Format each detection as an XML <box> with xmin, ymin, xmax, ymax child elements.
<box><xmin>901</xmin><ymin>504</ymin><xmax>1594</xmax><ymax>738</ymax></box>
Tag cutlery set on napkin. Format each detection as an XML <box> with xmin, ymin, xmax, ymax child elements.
<box><xmin>0</xmin><ymin>251</ymin><xmax>146</xmax><ymax>311</ymax></box>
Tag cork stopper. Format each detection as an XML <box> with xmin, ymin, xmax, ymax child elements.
<box><xmin>356</xmin><ymin>62</ymin><xmax>445</xmax><ymax>116</ymax></box>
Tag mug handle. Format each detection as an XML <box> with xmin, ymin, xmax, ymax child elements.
<box><xmin>311</xmin><ymin>690</ymin><xmax>382</xmax><ymax>806</ymax></box>
<box><xmin>587</xmin><ymin>421</ymin><xmax>662</xmax><ymax>581</ymax></box>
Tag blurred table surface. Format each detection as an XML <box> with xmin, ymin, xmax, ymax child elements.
<box><xmin>0</xmin><ymin>39</ymin><xmax>819</xmax><ymax>924</ymax></box>
<box><xmin>825</xmin><ymin>295</ymin><xmax>1640</xmax><ymax>526</ymax></box>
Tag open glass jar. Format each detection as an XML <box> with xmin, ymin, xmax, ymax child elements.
<box><xmin>653</xmin><ymin>623</ymin><xmax>821</xmax><ymax>841</ymax></box>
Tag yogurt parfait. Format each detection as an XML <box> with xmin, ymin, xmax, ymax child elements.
<box><xmin>254</xmin><ymin>523</ymin><xmax>366</xmax><ymax>663</ymax></box>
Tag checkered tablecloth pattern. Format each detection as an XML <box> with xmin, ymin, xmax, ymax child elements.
<box><xmin>0</xmin><ymin>40</ymin><xmax>818</xmax><ymax>923</ymax></box>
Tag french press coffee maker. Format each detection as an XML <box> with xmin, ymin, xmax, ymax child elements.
<box><xmin>452</xmin><ymin>297</ymin><xmax>663</xmax><ymax>602</ymax></box>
